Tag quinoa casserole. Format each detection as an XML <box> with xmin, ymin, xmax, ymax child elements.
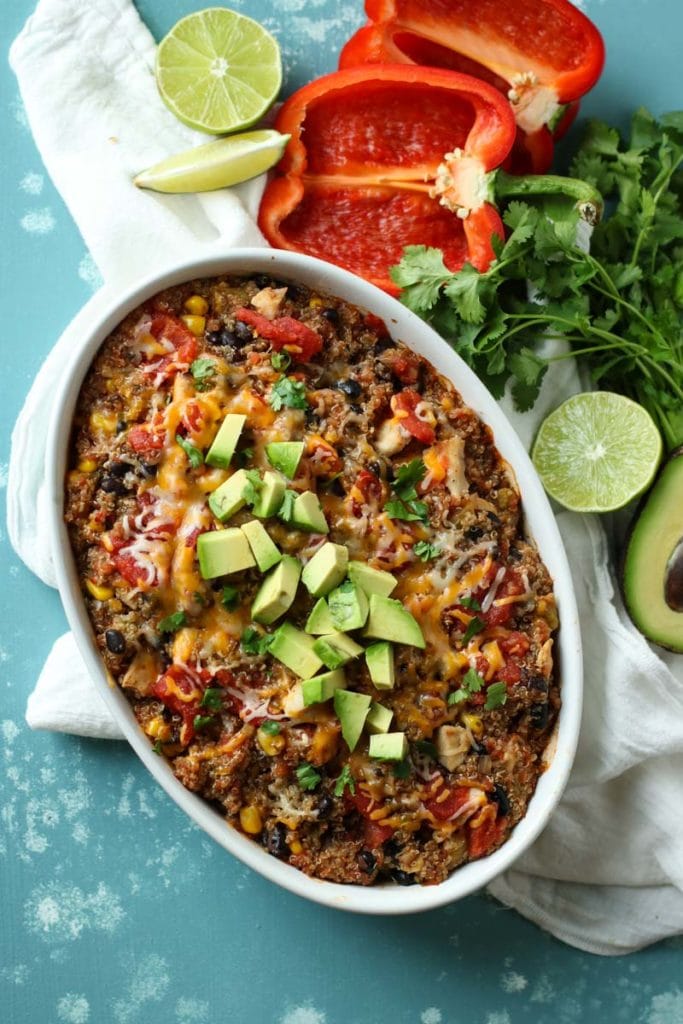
<box><xmin>65</xmin><ymin>273</ymin><xmax>560</xmax><ymax>887</ymax></box>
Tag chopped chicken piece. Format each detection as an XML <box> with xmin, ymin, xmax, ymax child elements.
<box><xmin>436</xmin><ymin>724</ymin><xmax>470</xmax><ymax>772</ymax></box>
<box><xmin>251</xmin><ymin>286</ymin><xmax>288</xmax><ymax>320</ymax></box>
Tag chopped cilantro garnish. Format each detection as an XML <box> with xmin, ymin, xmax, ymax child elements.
<box><xmin>277</xmin><ymin>489</ymin><xmax>298</xmax><ymax>523</ymax></box>
<box><xmin>220</xmin><ymin>585</ymin><xmax>240</xmax><ymax>610</ymax></box>
<box><xmin>259</xmin><ymin>720</ymin><xmax>281</xmax><ymax>736</ymax></box>
<box><xmin>157</xmin><ymin>610</ymin><xmax>187</xmax><ymax>634</ymax></box>
<box><xmin>200</xmin><ymin>688</ymin><xmax>223</xmax><ymax>711</ymax></box>
<box><xmin>448</xmin><ymin>667</ymin><xmax>484</xmax><ymax>705</ymax></box>
<box><xmin>460</xmin><ymin>595</ymin><xmax>482</xmax><ymax>611</ymax></box>
<box><xmin>151</xmin><ymin>740</ymin><xmax>164</xmax><ymax>755</ymax></box>
<box><xmin>193</xmin><ymin>714</ymin><xmax>214</xmax><ymax>731</ymax></box>
<box><xmin>175</xmin><ymin>434</ymin><xmax>203</xmax><ymax>469</ymax></box>
<box><xmin>384</xmin><ymin>458</ymin><xmax>429</xmax><ymax>523</ymax></box>
<box><xmin>392</xmin><ymin>759</ymin><xmax>411</xmax><ymax>779</ymax></box>
<box><xmin>333</xmin><ymin>764</ymin><xmax>356</xmax><ymax>797</ymax></box>
<box><xmin>415</xmin><ymin>739</ymin><xmax>437</xmax><ymax>759</ymax></box>
<box><xmin>190</xmin><ymin>357</ymin><xmax>216</xmax><ymax>390</ymax></box>
<box><xmin>240</xmin><ymin>626</ymin><xmax>273</xmax><ymax>656</ymax></box>
<box><xmin>296</xmin><ymin>762</ymin><xmax>321</xmax><ymax>792</ymax></box>
<box><xmin>269</xmin><ymin>375</ymin><xmax>308</xmax><ymax>411</ymax></box>
<box><xmin>233</xmin><ymin>446</ymin><xmax>255</xmax><ymax>467</ymax></box>
<box><xmin>413</xmin><ymin>540</ymin><xmax>440</xmax><ymax>561</ymax></box>
<box><xmin>271</xmin><ymin>351</ymin><xmax>291</xmax><ymax>371</ymax></box>
<box><xmin>241</xmin><ymin>469</ymin><xmax>263</xmax><ymax>508</ymax></box>
<box><xmin>462</xmin><ymin>615</ymin><xmax>485</xmax><ymax>645</ymax></box>
<box><xmin>485</xmin><ymin>682</ymin><xmax>508</xmax><ymax>711</ymax></box>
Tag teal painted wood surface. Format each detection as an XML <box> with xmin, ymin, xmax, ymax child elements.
<box><xmin>1</xmin><ymin>2</ymin><xmax>682</xmax><ymax>1022</ymax></box>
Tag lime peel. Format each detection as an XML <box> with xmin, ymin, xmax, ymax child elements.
<box><xmin>155</xmin><ymin>8</ymin><xmax>282</xmax><ymax>135</ymax></box>
<box><xmin>134</xmin><ymin>130</ymin><xmax>290</xmax><ymax>193</ymax></box>
<box><xmin>531</xmin><ymin>391</ymin><xmax>663</xmax><ymax>513</ymax></box>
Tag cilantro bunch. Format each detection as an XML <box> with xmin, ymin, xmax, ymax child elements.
<box><xmin>392</xmin><ymin>108</ymin><xmax>683</xmax><ymax>450</ymax></box>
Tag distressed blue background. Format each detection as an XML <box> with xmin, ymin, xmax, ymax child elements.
<box><xmin>2</xmin><ymin>2</ymin><xmax>682</xmax><ymax>1022</ymax></box>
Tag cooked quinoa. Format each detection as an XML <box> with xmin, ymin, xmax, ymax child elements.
<box><xmin>65</xmin><ymin>273</ymin><xmax>560</xmax><ymax>886</ymax></box>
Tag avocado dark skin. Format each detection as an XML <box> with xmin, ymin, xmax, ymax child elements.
<box><xmin>622</xmin><ymin>446</ymin><xmax>683</xmax><ymax>653</ymax></box>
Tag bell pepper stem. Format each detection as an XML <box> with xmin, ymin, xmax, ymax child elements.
<box><xmin>492</xmin><ymin>169</ymin><xmax>603</xmax><ymax>224</ymax></box>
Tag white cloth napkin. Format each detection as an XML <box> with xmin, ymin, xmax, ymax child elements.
<box><xmin>9</xmin><ymin>0</ymin><xmax>683</xmax><ymax>957</ymax></box>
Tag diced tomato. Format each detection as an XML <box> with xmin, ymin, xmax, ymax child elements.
<box><xmin>356</xmin><ymin>469</ymin><xmax>382</xmax><ymax>501</ymax></box>
<box><xmin>467</xmin><ymin>809</ymin><xmax>507</xmax><ymax>859</ymax></box>
<box><xmin>181</xmin><ymin>400</ymin><xmax>203</xmax><ymax>435</ymax></box>
<box><xmin>424</xmin><ymin>784</ymin><xmax>472</xmax><ymax>821</ymax></box>
<box><xmin>234</xmin><ymin>307</ymin><xmax>322</xmax><ymax>362</ymax></box>
<box><xmin>184</xmin><ymin>527</ymin><xmax>201</xmax><ymax>549</ymax></box>
<box><xmin>347</xmin><ymin>791</ymin><xmax>395</xmax><ymax>846</ymax></box>
<box><xmin>112</xmin><ymin>550</ymin><xmax>156</xmax><ymax>588</ymax></box>
<box><xmin>392</xmin><ymin>390</ymin><xmax>435</xmax><ymax>445</ymax></box>
<box><xmin>496</xmin><ymin>660</ymin><xmax>522</xmax><ymax>685</ymax></box>
<box><xmin>152</xmin><ymin>665</ymin><xmax>203</xmax><ymax>745</ymax></box>
<box><xmin>364</xmin><ymin>312</ymin><xmax>389</xmax><ymax>337</ymax></box>
<box><xmin>150</xmin><ymin>314</ymin><xmax>198</xmax><ymax>364</ymax></box>
<box><xmin>499</xmin><ymin>631</ymin><xmax>531</xmax><ymax>658</ymax></box>
<box><xmin>127</xmin><ymin>424</ymin><xmax>165</xmax><ymax>457</ymax></box>
<box><xmin>481</xmin><ymin>571</ymin><xmax>526</xmax><ymax>628</ymax></box>
<box><xmin>306</xmin><ymin>436</ymin><xmax>342</xmax><ymax>477</ymax></box>
<box><xmin>388</xmin><ymin>352</ymin><xmax>420</xmax><ymax>385</ymax></box>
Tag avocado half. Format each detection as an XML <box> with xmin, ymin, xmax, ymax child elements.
<box><xmin>622</xmin><ymin>446</ymin><xmax>683</xmax><ymax>652</ymax></box>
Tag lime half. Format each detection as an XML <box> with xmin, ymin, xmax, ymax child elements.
<box><xmin>531</xmin><ymin>392</ymin><xmax>663</xmax><ymax>513</ymax></box>
<box><xmin>156</xmin><ymin>8</ymin><xmax>282</xmax><ymax>135</ymax></box>
<box><xmin>134</xmin><ymin>129</ymin><xmax>290</xmax><ymax>193</ymax></box>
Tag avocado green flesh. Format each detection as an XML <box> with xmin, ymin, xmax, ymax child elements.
<box><xmin>623</xmin><ymin>449</ymin><xmax>683</xmax><ymax>652</ymax></box>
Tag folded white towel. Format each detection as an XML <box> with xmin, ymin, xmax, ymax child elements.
<box><xmin>10</xmin><ymin>0</ymin><xmax>683</xmax><ymax>957</ymax></box>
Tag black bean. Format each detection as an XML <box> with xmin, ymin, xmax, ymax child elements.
<box><xmin>107</xmin><ymin>461</ymin><xmax>129</xmax><ymax>477</ymax></box>
<box><xmin>286</xmin><ymin>284</ymin><xmax>306</xmax><ymax>303</ymax></box>
<box><xmin>530</xmin><ymin>702</ymin><xmax>549</xmax><ymax>730</ymax></box>
<box><xmin>487</xmin><ymin>512</ymin><xmax>502</xmax><ymax>525</ymax></box>
<box><xmin>470</xmin><ymin>737</ymin><xmax>487</xmax><ymax>755</ymax></box>
<box><xmin>322</xmin><ymin>307</ymin><xmax>340</xmax><ymax>324</ymax></box>
<box><xmin>264</xmin><ymin>822</ymin><xmax>288</xmax><ymax>858</ymax></box>
<box><xmin>326</xmin><ymin>477</ymin><xmax>345</xmax><ymax>497</ymax></box>
<box><xmin>105</xmin><ymin>629</ymin><xmax>126</xmax><ymax>654</ymax></box>
<box><xmin>384</xmin><ymin>838</ymin><xmax>403</xmax><ymax>857</ymax></box>
<box><xmin>253</xmin><ymin>273</ymin><xmax>271</xmax><ymax>289</ymax></box>
<box><xmin>508</xmin><ymin>546</ymin><xmax>523</xmax><ymax>562</ymax></box>
<box><xmin>368</xmin><ymin>461</ymin><xmax>382</xmax><ymax>477</ymax></box>
<box><xmin>317</xmin><ymin>795</ymin><xmax>334</xmax><ymax>818</ymax></box>
<box><xmin>116</xmin><ymin>419</ymin><xmax>127</xmax><ymax>434</ymax></box>
<box><xmin>337</xmin><ymin>378</ymin><xmax>362</xmax><ymax>399</ymax></box>
<box><xmin>529</xmin><ymin>675</ymin><xmax>549</xmax><ymax>693</ymax></box>
<box><xmin>358</xmin><ymin>850</ymin><xmax>377</xmax><ymax>874</ymax></box>
<box><xmin>141</xmin><ymin>462</ymin><xmax>157</xmax><ymax>478</ymax></box>
<box><xmin>391</xmin><ymin>868</ymin><xmax>417</xmax><ymax>886</ymax></box>
<box><xmin>373</xmin><ymin>337</ymin><xmax>394</xmax><ymax>355</ymax></box>
<box><xmin>465</xmin><ymin>525</ymin><xmax>484</xmax><ymax>541</ymax></box>
<box><xmin>206</xmin><ymin>327</ymin><xmax>239</xmax><ymax>348</ymax></box>
<box><xmin>100</xmin><ymin>475</ymin><xmax>127</xmax><ymax>495</ymax></box>
<box><xmin>492</xmin><ymin>783</ymin><xmax>511</xmax><ymax>817</ymax></box>
<box><xmin>349</xmin><ymin>403</ymin><xmax>363</xmax><ymax>415</ymax></box>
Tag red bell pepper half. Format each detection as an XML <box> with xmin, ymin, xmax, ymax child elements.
<box><xmin>258</xmin><ymin>65</ymin><xmax>602</xmax><ymax>295</ymax></box>
<box><xmin>258</xmin><ymin>65</ymin><xmax>516</xmax><ymax>294</ymax></box>
<box><xmin>339</xmin><ymin>0</ymin><xmax>605</xmax><ymax>174</ymax></box>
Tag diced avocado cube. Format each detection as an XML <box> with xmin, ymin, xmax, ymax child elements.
<box><xmin>252</xmin><ymin>471</ymin><xmax>286</xmax><ymax>518</ymax></box>
<box><xmin>333</xmin><ymin>689</ymin><xmax>371</xmax><ymax>752</ymax></box>
<box><xmin>197</xmin><ymin>528</ymin><xmax>255</xmax><ymax>579</ymax></box>
<box><xmin>348</xmin><ymin>561</ymin><xmax>397</xmax><ymax>598</ymax></box>
<box><xmin>365</xmin><ymin>641</ymin><xmax>395</xmax><ymax>690</ymax></box>
<box><xmin>240</xmin><ymin>520</ymin><xmax>282</xmax><ymax>573</ymax></box>
<box><xmin>369</xmin><ymin>732</ymin><xmax>408</xmax><ymax>761</ymax></box>
<box><xmin>301</xmin><ymin>542</ymin><xmax>349</xmax><ymax>597</ymax></box>
<box><xmin>269</xmin><ymin>622</ymin><xmax>323</xmax><ymax>678</ymax></box>
<box><xmin>208</xmin><ymin>468</ymin><xmax>252</xmax><ymax>523</ymax></box>
<box><xmin>313</xmin><ymin>632</ymin><xmax>364</xmax><ymax>670</ymax></box>
<box><xmin>305</xmin><ymin>598</ymin><xmax>335</xmax><ymax>635</ymax></box>
<box><xmin>251</xmin><ymin>556</ymin><xmax>302</xmax><ymax>624</ymax></box>
<box><xmin>364</xmin><ymin>594</ymin><xmax>425</xmax><ymax>649</ymax></box>
<box><xmin>205</xmin><ymin>413</ymin><xmax>246</xmax><ymax>469</ymax></box>
<box><xmin>301</xmin><ymin>668</ymin><xmax>347</xmax><ymax>706</ymax></box>
<box><xmin>265</xmin><ymin>441</ymin><xmax>304</xmax><ymax>479</ymax></box>
<box><xmin>366</xmin><ymin>701</ymin><xmax>394</xmax><ymax>735</ymax></box>
<box><xmin>293</xmin><ymin>491</ymin><xmax>329</xmax><ymax>533</ymax></box>
<box><xmin>328</xmin><ymin>580</ymin><xmax>369</xmax><ymax>632</ymax></box>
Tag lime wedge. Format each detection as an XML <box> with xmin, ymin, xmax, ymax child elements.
<box><xmin>134</xmin><ymin>129</ymin><xmax>290</xmax><ymax>193</ymax></box>
<box><xmin>531</xmin><ymin>392</ymin><xmax>663</xmax><ymax>513</ymax></box>
<box><xmin>155</xmin><ymin>8</ymin><xmax>282</xmax><ymax>135</ymax></box>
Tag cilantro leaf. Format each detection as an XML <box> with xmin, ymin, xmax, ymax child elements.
<box><xmin>460</xmin><ymin>596</ymin><xmax>482</xmax><ymax>611</ymax></box>
<box><xmin>242</xmin><ymin>469</ymin><xmax>263</xmax><ymax>507</ymax></box>
<box><xmin>157</xmin><ymin>610</ymin><xmax>187</xmax><ymax>634</ymax></box>
<box><xmin>448</xmin><ymin>667</ymin><xmax>484</xmax><ymax>705</ymax></box>
<box><xmin>413</xmin><ymin>540</ymin><xmax>440</xmax><ymax>561</ymax></box>
<box><xmin>259</xmin><ymin>720</ymin><xmax>281</xmax><ymax>736</ymax></box>
<box><xmin>271</xmin><ymin>351</ymin><xmax>291</xmax><ymax>371</ymax></box>
<box><xmin>384</xmin><ymin>498</ymin><xmax>429</xmax><ymax>523</ymax></box>
<box><xmin>190</xmin><ymin>357</ymin><xmax>216</xmax><ymax>390</ymax></box>
<box><xmin>415</xmin><ymin>739</ymin><xmax>437</xmax><ymax>759</ymax></box>
<box><xmin>193</xmin><ymin>714</ymin><xmax>214</xmax><ymax>731</ymax></box>
<box><xmin>270</xmin><ymin>375</ymin><xmax>308</xmax><ymax>411</ymax></box>
<box><xmin>392</xmin><ymin>759</ymin><xmax>411</xmax><ymax>779</ymax></box>
<box><xmin>175</xmin><ymin>434</ymin><xmax>203</xmax><ymax>469</ymax></box>
<box><xmin>277</xmin><ymin>489</ymin><xmax>297</xmax><ymax>523</ymax></box>
<box><xmin>333</xmin><ymin>763</ymin><xmax>356</xmax><ymax>797</ymax></box>
<box><xmin>241</xmin><ymin>626</ymin><xmax>273</xmax><ymax>656</ymax></box>
<box><xmin>462</xmin><ymin>616</ymin><xmax>485</xmax><ymax>645</ymax></box>
<box><xmin>393</xmin><ymin>458</ymin><xmax>426</xmax><ymax>499</ymax></box>
<box><xmin>220</xmin><ymin>585</ymin><xmax>240</xmax><ymax>610</ymax></box>
<box><xmin>485</xmin><ymin>682</ymin><xmax>508</xmax><ymax>711</ymax></box>
<box><xmin>390</xmin><ymin>245</ymin><xmax>452</xmax><ymax>312</ymax></box>
<box><xmin>200</xmin><ymin>687</ymin><xmax>223</xmax><ymax>711</ymax></box>
<box><xmin>296</xmin><ymin>762</ymin><xmax>321</xmax><ymax>792</ymax></box>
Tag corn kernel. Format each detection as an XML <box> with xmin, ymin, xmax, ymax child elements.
<box><xmin>289</xmin><ymin>838</ymin><xmax>303</xmax><ymax>855</ymax></box>
<box><xmin>145</xmin><ymin>716</ymin><xmax>172</xmax><ymax>742</ymax></box>
<box><xmin>181</xmin><ymin>314</ymin><xmax>206</xmax><ymax>336</ymax></box>
<box><xmin>88</xmin><ymin>518</ymin><xmax>104</xmax><ymax>534</ymax></box>
<box><xmin>184</xmin><ymin>294</ymin><xmax>208</xmax><ymax>316</ymax></box>
<box><xmin>239</xmin><ymin>805</ymin><xmax>263</xmax><ymax>834</ymax></box>
<box><xmin>308</xmin><ymin>296</ymin><xmax>324</xmax><ymax>308</ymax></box>
<box><xmin>101</xmin><ymin>533</ymin><xmax>114</xmax><ymax>553</ymax></box>
<box><xmin>109</xmin><ymin>599</ymin><xmax>123</xmax><ymax>613</ymax></box>
<box><xmin>89</xmin><ymin>410</ymin><xmax>118</xmax><ymax>434</ymax></box>
<box><xmin>257</xmin><ymin>727</ymin><xmax>286</xmax><ymax>757</ymax></box>
<box><xmin>461</xmin><ymin>712</ymin><xmax>484</xmax><ymax>739</ymax></box>
<box><xmin>67</xmin><ymin>470</ymin><xmax>82</xmax><ymax>486</ymax></box>
<box><xmin>86</xmin><ymin>579</ymin><xmax>113</xmax><ymax>601</ymax></box>
<box><xmin>78</xmin><ymin>458</ymin><xmax>98</xmax><ymax>472</ymax></box>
